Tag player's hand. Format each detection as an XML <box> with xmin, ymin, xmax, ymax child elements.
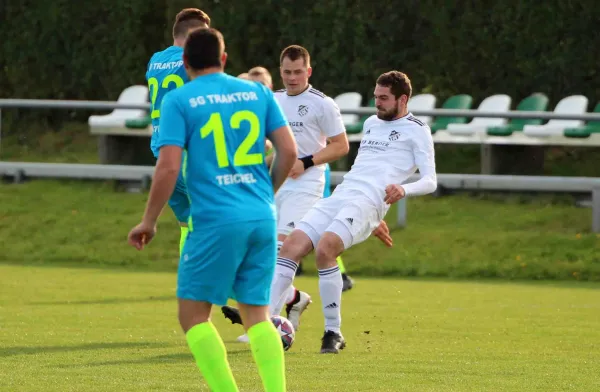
<box><xmin>128</xmin><ymin>220</ymin><xmax>157</xmax><ymax>250</ymax></box>
<box><xmin>384</xmin><ymin>184</ymin><xmax>406</xmax><ymax>204</ymax></box>
<box><xmin>372</xmin><ymin>220</ymin><xmax>393</xmax><ymax>247</ymax></box>
<box><xmin>288</xmin><ymin>159</ymin><xmax>305</xmax><ymax>179</ymax></box>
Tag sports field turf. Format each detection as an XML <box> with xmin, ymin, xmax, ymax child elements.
<box><xmin>1</xmin><ymin>264</ymin><xmax>599</xmax><ymax>391</ymax></box>
<box><xmin>1</xmin><ymin>180</ymin><xmax>599</xmax><ymax>280</ymax></box>
<box><xmin>1</xmin><ymin>179</ymin><xmax>599</xmax><ymax>390</ymax></box>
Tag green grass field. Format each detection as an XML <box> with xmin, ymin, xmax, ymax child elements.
<box><xmin>1</xmin><ymin>264</ymin><xmax>599</xmax><ymax>391</ymax></box>
<box><xmin>1</xmin><ymin>180</ymin><xmax>599</xmax><ymax>280</ymax></box>
<box><xmin>1</xmin><ymin>149</ymin><xmax>599</xmax><ymax>390</ymax></box>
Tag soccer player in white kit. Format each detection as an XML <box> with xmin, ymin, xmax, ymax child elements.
<box><xmin>225</xmin><ymin>47</ymin><xmax>351</xmax><ymax>342</ymax></box>
<box><xmin>273</xmin><ymin>70</ymin><xmax>438</xmax><ymax>353</ymax></box>
<box><xmin>270</xmin><ymin>45</ymin><xmax>350</xmax><ymax>330</ymax></box>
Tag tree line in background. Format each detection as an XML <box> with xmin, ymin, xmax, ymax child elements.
<box><xmin>1</xmin><ymin>0</ymin><xmax>599</xmax><ymax>131</ymax></box>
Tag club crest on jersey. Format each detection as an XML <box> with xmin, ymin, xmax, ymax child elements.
<box><xmin>298</xmin><ymin>105</ymin><xmax>309</xmax><ymax>117</ymax></box>
<box><xmin>365</xmin><ymin>129</ymin><xmax>371</xmax><ymax>135</ymax></box>
<box><xmin>389</xmin><ymin>130</ymin><xmax>401</xmax><ymax>141</ymax></box>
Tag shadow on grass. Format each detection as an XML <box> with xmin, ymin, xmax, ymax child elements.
<box><xmin>0</xmin><ymin>342</ymin><xmax>169</xmax><ymax>358</ymax></box>
<box><xmin>55</xmin><ymin>349</ymin><xmax>261</xmax><ymax>368</ymax></box>
<box><xmin>2</xmin><ymin>262</ymin><xmax>599</xmax><ymax>292</ymax></box>
<box><xmin>30</xmin><ymin>295</ymin><xmax>174</xmax><ymax>306</ymax></box>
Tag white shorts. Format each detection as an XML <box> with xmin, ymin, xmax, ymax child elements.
<box><xmin>296</xmin><ymin>188</ymin><xmax>381</xmax><ymax>250</ymax></box>
<box><xmin>275</xmin><ymin>191</ymin><xmax>322</xmax><ymax>236</ymax></box>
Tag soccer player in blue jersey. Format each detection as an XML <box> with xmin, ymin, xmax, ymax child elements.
<box><xmin>145</xmin><ymin>8</ymin><xmax>210</xmax><ymax>255</ymax></box>
<box><xmin>128</xmin><ymin>28</ymin><xmax>297</xmax><ymax>391</ymax></box>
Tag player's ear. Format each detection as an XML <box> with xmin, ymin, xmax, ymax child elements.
<box><xmin>221</xmin><ymin>52</ymin><xmax>228</xmax><ymax>67</ymax></box>
<box><xmin>307</xmin><ymin>66</ymin><xmax>313</xmax><ymax>78</ymax></box>
<box><xmin>399</xmin><ymin>94</ymin><xmax>408</xmax><ymax>107</ymax></box>
<box><xmin>183</xmin><ymin>54</ymin><xmax>190</xmax><ymax>70</ymax></box>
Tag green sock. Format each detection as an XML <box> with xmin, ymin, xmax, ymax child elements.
<box><xmin>336</xmin><ymin>256</ymin><xmax>346</xmax><ymax>274</ymax></box>
<box><xmin>186</xmin><ymin>322</ymin><xmax>239</xmax><ymax>392</ymax></box>
<box><xmin>247</xmin><ymin>321</ymin><xmax>286</xmax><ymax>392</ymax></box>
<box><xmin>179</xmin><ymin>226</ymin><xmax>189</xmax><ymax>255</ymax></box>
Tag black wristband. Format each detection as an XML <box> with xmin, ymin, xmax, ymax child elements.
<box><xmin>299</xmin><ymin>155</ymin><xmax>315</xmax><ymax>170</ymax></box>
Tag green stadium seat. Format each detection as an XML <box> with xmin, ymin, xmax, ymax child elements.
<box><xmin>487</xmin><ymin>93</ymin><xmax>549</xmax><ymax>136</ymax></box>
<box><xmin>346</xmin><ymin>98</ymin><xmax>375</xmax><ymax>134</ymax></box>
<box><xmin>563</xmin><ymin>102</ymin><xmax>600</xmax><ymax>138</ymax></box>
<box><xmin>428</xmin><ymin>94</ymin><xmax>473</xmax><ymax>134</ymax></box>
<box><xmin>125</xmin><ymin>115</ymin><xmax>151</xmax><ymax>129</ymax></box>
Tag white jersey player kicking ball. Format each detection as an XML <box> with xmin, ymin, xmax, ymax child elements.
<box><xmin>274</xmin><ymin>70</ymin><xmax>437</xmax><ymax>353</ymax></box>
<box><xmin>223</xmin><ymin>46</ymin><xmax>351</xmax><ymax>342</ymax></box>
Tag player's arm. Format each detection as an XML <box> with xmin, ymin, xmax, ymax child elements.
<box><xmin>384</xmin><ymin>127</ymin><xmax>437</xmax><ymax>204</ymax></box>
<box><xmin>312</xmin><ymin>97</ymin><xmax>349</xmax><ymax>165</ymax></box>
<box><xmin>289</xmin><ymin>97</ymin><xmax>349</xmax><ymax>178</ymax></box>
<box><xmin>311</xmin><ymin>132</ymin><xmax>349</xmax><ymax>166</ymax></box>
<box><xmin>264</xmin><ymin>88</ymin><xmax>297</xmax><ymax>192</ymax></box>
<box><xmin>142</xmin><ymin>95</ymin><xmax>186</xmax><ymax>225</ymax></box>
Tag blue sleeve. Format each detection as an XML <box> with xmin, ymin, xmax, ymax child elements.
<box><xmin>264</xmin><ymin>88</ymin><xmax>288</xmax><ymax>135</ymax></box>
<box><xmin>156</xmin><ymin>93</ymin><xmax>186</xmax><ymax>150</ymax></box>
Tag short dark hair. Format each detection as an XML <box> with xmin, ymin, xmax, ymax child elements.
<box><xmin>184</xmin><ymin>28</ymin><xmax>225</xmax><ymax>70</ymax></box>
<box><xmin>173</xmin><ymin>8</ymin><xmax>211</xmax><ymax>38</ymax></box>
<box><xmin>376</xmin><ymin>71</ymin><xmax>412</xmax><ymax>100</ymax></box>
<box><xmin>279</xmin><ymin>45</ymin><xmax>310</xmax><ymax>66</ymax></box>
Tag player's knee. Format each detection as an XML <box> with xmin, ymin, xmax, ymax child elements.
<box><xmin>315</xmin><ymin>233</ymin><xmax>344</xmax><ymax>269</ymax></box>
<box><xmin>279</xmin><ymin>230</ymin><xmax>313</xmax><ymax>261</ymax></box>
<box><xmin>177</xmin><ymin>300</ymin><xmax>210</xmax><ymax>333</ymax></box>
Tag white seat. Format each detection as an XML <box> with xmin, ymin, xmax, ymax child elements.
<box><xmin>333</xmin><ymin>92</ymin><xmax>363</xmax><ymax>126</ymax></box>
<box><xmin>523</xmin><ymin>95</ymin><xmax>588</xmax><ymax>137</ymax></box>
<box><xmin>407</xmin><ymin>94</ymin><xmax>436</xmax><ymax>124</ymax></box>
<box><xmin>446</xmin><ymin>94</ymin><xmax>512</xmax><ymax>136</ymax></box>
<box><xmin>88</xmin><ymin>85</ymin><xmax>149</xmax><ymax>128</ymax></box>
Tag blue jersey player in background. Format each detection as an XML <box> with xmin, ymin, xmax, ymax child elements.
<box><xmin>128</xmin><ymin>28</ymin><xmax>298</xmax><ymax>391</ymax></box>
<box><xmin>145</xmin><ymin>8</ymin><xmax>210</xmax><ymax>255</ymax></box>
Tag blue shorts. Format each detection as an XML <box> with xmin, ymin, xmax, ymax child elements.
<box><xmin>155</xmin><ymin>150</ymin><xmax>190</xmax><ymax>224</ymax></box>
<box><xmin>323</xmin><ymin>163</ymin><xmax>332</xmax><ymax>198</ymax></box>
<box><xmin>177</xmin><ymin>219</ymin><xmax>277</xmax><ymax>306</ymax></box>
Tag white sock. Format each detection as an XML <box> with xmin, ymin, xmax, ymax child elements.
<box><xmin>269</xmin><ymin>257</ymin><xmax>298</xmax><ymax>316</ymax></box>
<box><xmin>284</xmin><ymin>286</ymin><xmax>297</xmax><ymax>305</ymax></box>
<box><xmin>319</xmin><ymin>266</ymin><xmax>343</xmax><ymax>333</ymax></box>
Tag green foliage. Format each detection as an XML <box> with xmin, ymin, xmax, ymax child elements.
<box><xmin>0</xmin><ymin>0</ymin><xmax>167</xmax><ymax>130</ymax></box>
<box><xmin>1</xmin><ymin>0</ymin><xmax>599</xmax><ymax>130</ymax></box>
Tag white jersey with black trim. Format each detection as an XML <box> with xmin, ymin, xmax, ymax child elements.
<box><xmin>274</xmin><ymin>85</ymin><xmax>346</xmax><ymax>196</ymax></box>
<box><xmin>336</xmin><ymin>112</ymin><xmax>437</xmax><ymax>217</ymax></box>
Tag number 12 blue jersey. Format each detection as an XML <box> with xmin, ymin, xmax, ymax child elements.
<box><xmin>157</xmin><ymin>72</ymin><xmax>288</xmax><ymax>230</ymax></box>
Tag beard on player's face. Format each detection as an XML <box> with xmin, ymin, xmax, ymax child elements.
<box><xmin>376</xmin><ymin>102</ymin><xmax>400</xmax><ymax>121</ymax></box>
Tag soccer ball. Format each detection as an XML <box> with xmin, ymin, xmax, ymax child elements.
<box><xmin>271</xmin><ymin>315</ymin><xmax>295</xmax><ymax>351</ymax></box>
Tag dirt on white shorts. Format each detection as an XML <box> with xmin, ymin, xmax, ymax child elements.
<box><xmin>275</xmin><ymin>190</ymin><xmax>322</xmax><ymax>236</ymax></box>
<box><xmin>296</xmin><ymin>187</ymin><xmax>382</xmax><ymax>250</ymax></box>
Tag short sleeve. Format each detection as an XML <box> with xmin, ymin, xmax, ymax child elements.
<box><xmin>317</xmin><ymin>97</ymin><xmax>346</xmax><ymax>138</ymax></box>
<box><xmin>264</xmin><ymin>89</ymin><xmax>288</xmax><ymax>135</ymax></box>
<box><xmin>156</xmin><ymin>92</ymin><xmax>186</xmax><ymax>150</ymax></box>
<box><xmin>412</xmin><ymin>126</ymin><xmax>436</xmax><ymax>172</ymax></box>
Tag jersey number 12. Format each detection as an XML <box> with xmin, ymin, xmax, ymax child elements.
<box><xmin>201</xmin><ymin>110</ymin><xmax>264</xmax><ymax>168</ymax></box>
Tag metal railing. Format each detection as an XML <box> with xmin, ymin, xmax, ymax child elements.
<box><xmin>1</xmin><ymin>161</ymin><xmax>599</xmax><ymax>232</ymax></box>
<box><xmin>1</xmin><ymin>98</ymin><xmax>600</xmax><ymax>232</ymax></box>
<box><xmin>2</xmin><ymin>98</ymin><xmax>600</xmax><ymax>120</ymax></box>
